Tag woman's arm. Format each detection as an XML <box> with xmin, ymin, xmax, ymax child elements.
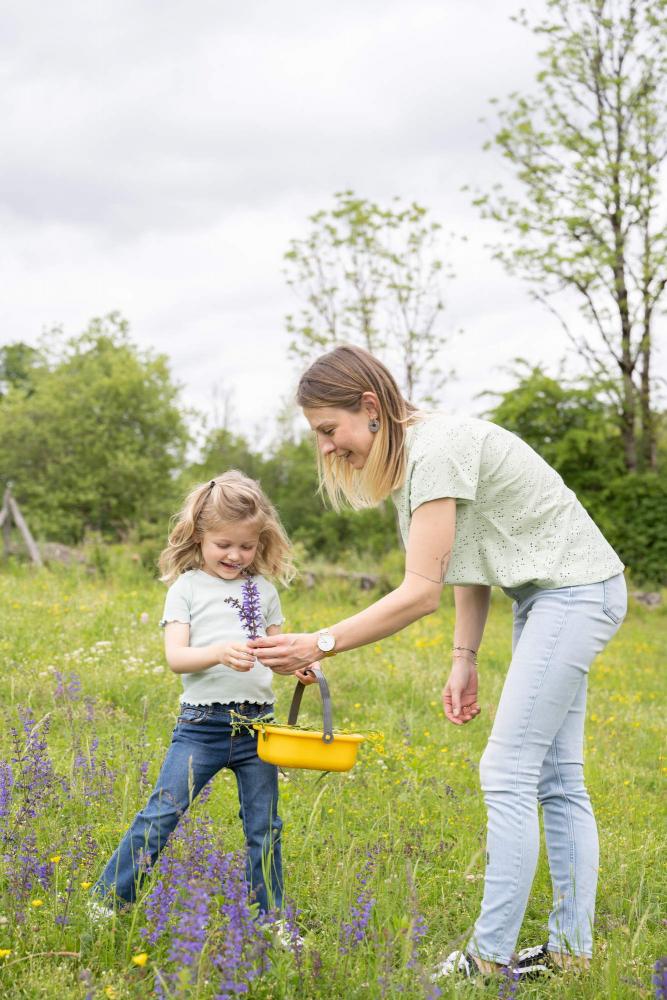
<box><xmin>453</xmin><ymin>584</ymin><xmax>491</xmax><ymax>653</ymax></box>
<box><xmin>442</xmin><ymin>584</ymin><xmax>491</xmax><ymax>726</ymax></box>
<box><xmin>249</xmin><ymin>498</ymin><xmax>456</xmax><ymax>671</ymax></box>
<box><xmin>164</xmin><ymin>622</ymin><xmax>255</xmax><ymax>674</ymax></box>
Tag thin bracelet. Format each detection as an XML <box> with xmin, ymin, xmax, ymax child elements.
<box><xmin>452</xmin><ymin>645</ymin><xmax>478</xmax><ymax>656</ymax></box>
<box><xmin>452</xmin><ymin>652</ymin><xmax>477</xmax><ymax>662</ymax></box>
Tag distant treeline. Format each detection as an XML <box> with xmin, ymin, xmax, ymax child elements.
<box><xmin>1</xmin><ymin>320</ymin><xmax>665</xmax><ymax>585</ymax></box>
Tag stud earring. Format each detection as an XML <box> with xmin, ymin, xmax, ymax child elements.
<box><xmin>368</xmin><ymin>418</ymin><xmax>380</xmax><ymax>433</ymax></box>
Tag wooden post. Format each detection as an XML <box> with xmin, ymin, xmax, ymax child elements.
<box><xmin>0</xmin><ymin>488</ymin><xmax>10</xmax><ymax>558</ymax></box>
<box><xmin>0</xmin><ymin>485</ymin><xmax>43</xmax><ymax>567</ymax></box>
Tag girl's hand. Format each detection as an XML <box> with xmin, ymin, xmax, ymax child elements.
<box><xmin>443</xmin><ymin>659</ymin><xmax>480</xmax><ymax>726</ymax></box>
<box><xmin>294</xmin><ymin>664</ymin><xmax>320</xmax><ymax>685</ymax></box>
<box><xmin>219</xmin><ymin>642</ymin><xmax>255</xmax><ymax>672</ymax></box>
<box><xmin>249</xmin><ymin>633</ymin><xmax>320</xmax><ymax>673</ymax></box>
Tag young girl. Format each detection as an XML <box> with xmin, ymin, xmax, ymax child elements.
<box><xmin>91</xmin><ymin>470</ymin><xmax>314</xmax><ymax>917</ymax></box>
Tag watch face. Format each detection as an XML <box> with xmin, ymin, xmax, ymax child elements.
<box><xmin>317</xmin><ymin>634</ymin><xmax>335</xmax><ymax>652</ymax></box>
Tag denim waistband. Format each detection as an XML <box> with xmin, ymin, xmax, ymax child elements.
<box><xmin>181</xmin><ymin>700</ymin><xmax>274</xmax><ymax>715</ymax></box>
<box><xmin>501</xmin><ymin>573</ymin><xmax>622</xmax><ymax>604</ymax></box>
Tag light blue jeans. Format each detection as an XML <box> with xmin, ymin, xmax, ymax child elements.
<box><xmin>468</xmin><ymin>573</ymin><xmax>627</xmax><ymax>964</ymax></box>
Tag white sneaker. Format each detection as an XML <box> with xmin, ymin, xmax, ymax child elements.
<box><xmin>264</xmin><ymin>917</ymin><xmax>305</xmax><ymax>951</ymax></box>
<box><xmin>86</xmin><ymin>896</ymin><xmax>115</xmax><ymax>923</ymax></box>
<box><xmin>431</xmin><ymin>949</ymin><xmax>481</xmax><ymax>982</ymax></box>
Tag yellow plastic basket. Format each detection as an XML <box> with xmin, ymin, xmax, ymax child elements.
<box><xmin>254</xmin><ymin>666</ymin><xmax>364</xmax><ymax>772</ymax></box>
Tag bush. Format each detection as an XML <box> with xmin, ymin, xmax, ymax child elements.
<box><xmin>594</xmin><ymin>473</ymin><xmax>667</xmax><ymax>587</ymax></box>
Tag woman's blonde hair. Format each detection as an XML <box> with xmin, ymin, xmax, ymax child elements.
<box><xmin>296</xmin><ymin>345</ymin><xmax>420</xmax><ymax>510</ymax></box>
<box><xmin>159</xmin><ymin>469</ymin><xmax>295</xmax><ymax>586</ymax></box>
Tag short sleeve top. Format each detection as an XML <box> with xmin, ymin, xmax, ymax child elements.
<box><xmin>160</xmin><ymin>570</ymin><xmax>284</xmax><ymax>706</ymax></box>
<box><xmin>392</xmin><ymin>414</ymin><xmax>624</xmax><ymax>589</ymax></box>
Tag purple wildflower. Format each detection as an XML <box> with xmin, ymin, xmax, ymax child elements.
<box><xmin>405</xmin><ymin>863</ymin><xmax>428</xmax><ymax>970</ymax></box>
<box><xmin>168</xmin><ymin>879</ymin><xmax>210</xmax><ymax>986</ymax></box>
<box><xmin>224</xmin><ymin>576</ymin><xmax>264</xmax><ymax>640</ymax></box>
<box><xmin>340</xmin><ymin>849</ymin><xmax>380</xmax><ymax>953</ymax></box>
<box><xmin>498</xmin><ymin>962</ymin><xmax>521</xmax><ymax>999</ymax></box>
<box><xmin>0</xmin><ymin>762</ymin><xmax>13</xmax><ymax>820</ymax></box>
<box><xmin>141</xmin><ymin>811</ymin><xmax>269</xmax><ymax>998</ymax></box>
<box><xmin>654</xmin><ymin>958</ymin><xmax>667</xmax><ymax>1000</ymax></box>
<box><xmin>53</xmin><ymin>671</ymin><xmax>81</xmax><ymax>702</ymax></box>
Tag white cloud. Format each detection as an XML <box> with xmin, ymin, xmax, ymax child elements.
<box><xmin>1</xmin><ymin>0</ymin><xmax>664</xmax><ymax>439</ymax></box>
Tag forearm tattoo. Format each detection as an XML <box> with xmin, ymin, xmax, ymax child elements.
<box><xmin>406</xmin><ymin>549</ymin><xmax>452</xmax><ymax>585</ymax></box>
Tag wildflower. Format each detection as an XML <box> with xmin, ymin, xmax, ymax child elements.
<box><xmin>104</xmin><ymin>988</ymin><xmax>118</xmax><ymax>999</ymax></box>
<box><xmin>224</xmin><ymin>576</ymin><xmax>264</xmax><ymax>639</ymax></box>
<box><xmin>131</xmin><ymin>953</ymin><xmax>149</xmax><ymax>967</ymax></box>
<box><xmin>0</xmin><ymin>949</ymin><xmax>11</xmax><ymax>959</ymax></box>
<box><xmin>30</xmin><ymin>899</ymin><xmax>44</xmax><ymax>907</ymax></box>
<box><xmin>498</xmin><ymin>962</ymin><xmax>521</xmax><ymax>998</ymax></box>
<box><xmin>654</xmin><ymin>957</ymin><xmax>667</xmax><ymax>1000</ymax></box>
<box><xmin>0</xmin><ymin>762</ymin><xmax>13</xmax><ymax>819</ymax></box>
<box><xmin>340</xmin><ymin>848</ymin><xmax>380</xmax><ymax>953</ymax></box>
<box><xmin>50</xmin><ymin>855</ymin><xmax>61</xmax><ymax>864</ymax></box>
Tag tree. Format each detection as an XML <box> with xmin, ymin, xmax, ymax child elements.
<box><xmin>0</xmin><ymin>314</ymin><xmax>189</xmax><ymax>543</ymax></box>
<box><xmin>284</xmin><ymin>191</ymin><xmax>453</xmax><ymax>404</ymax></box>
<box><xmin>475</xmin><ymin>0</ymin><xmax>667</xmax><ymax>471</ymax></box>
<box><xmin>483</xmin><ymin>360</ymin><xmax>626</xmax><ymax>503</ymax></box>
<box><xmin>484</xmin><ymin>360</ymin><xmax>667</xmax><ymax>585</ymax></box>
<box><xmin>0</xmin><ymin>343</ymin><xmax>44</xmax><ymax>398</ymax></box>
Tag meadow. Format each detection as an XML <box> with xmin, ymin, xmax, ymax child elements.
<box><xmin>0</xmin><ymin>555</ymin><xmax>665</xmax><ymax>999</ymax></box>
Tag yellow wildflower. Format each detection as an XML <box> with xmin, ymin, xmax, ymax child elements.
<box><xmin>49</xmin><ymin>855</ymin><xmax>61</xmax><ymax>864</ymax></box>
<box><xmin>0</xmin><ymin>949</ymin><xmax>11</xmax><ymax>959</ymax></box>
<box><xmin>105</xmin><ymin>988</ymin><xmax>118</xmax><ymax>999</ymax></box>
<box><xmin>80</xmin><ymin>881</ymin><xmax>92</xmax><ymax>890</ymax></box>
<box><xmin>132</xmin><ymin>953</ymin><xmax>149</xmax><ymax>967</ymax></box>
<box><xmin>30</xmin><ymin>900</ymin><xmax>44</xmax><ymax>908</ymax></box>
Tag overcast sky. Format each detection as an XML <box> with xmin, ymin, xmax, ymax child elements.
<box><xmin>2</xmin><ymin>0</ymin><xmax>665</xmax><ymax>444</ymax></box>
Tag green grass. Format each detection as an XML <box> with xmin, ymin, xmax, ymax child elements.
<box><xmin>0</xmin><ymin>554</ymin><xmax>665</xmax><ymax>998</ymax></box>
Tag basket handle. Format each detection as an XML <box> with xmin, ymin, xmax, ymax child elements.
<box><xmin>287</xmin><ymin>665</ymin><xmax>334</xmax><ymax>744</ymax></box>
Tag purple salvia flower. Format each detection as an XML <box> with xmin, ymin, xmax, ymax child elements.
<box><xmin>404</xmin><ymin>863</ymin><xmax>428</xmax><ymax>970</ymax></box>
<box><xmin>139</xmin><ymin>759</ymin><xmax>151</xmax><ymax>791</ymax></box>
<box><xmin>340</xmin><ymin>849</ymin><xmax>380</xmax><ymax>953</ymax></box>
<box><xmin>166</xmin><ymin>878</ymin><xmax>211</xmax><ymax>989</ymax></box>
<box><xmin>498</xmin><ymin>962</ymin><xmax>521</xmax><ymax>999</ymax></box>
<box><xmin>654</xmin><ymin>958</ymin><xmax>667</xmax><ymax>1000</ymax></box>
<box><xmin>280</xmin><ymin>899</ymin><xmax>304</xmax><ymax>960</ymax></box>
<box><xmin>0</xmin><ymin>762</ymin><xmax>13</xmax><ymax>820</ymax></box>
<box><xmin>224</xmin><ymin>576</ymin><xmax>264</xmax><ymax>640</ymax></box>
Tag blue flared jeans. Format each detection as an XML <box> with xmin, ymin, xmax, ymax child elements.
<box><xmin>467</xmin><ymin>573</ymin><xmax>627</xmax><ymax>964</ymax></box>
<box><xmin>94</xmin><ymin>701</ymin><xmax>283</xmax><ymax>914</ymax></box>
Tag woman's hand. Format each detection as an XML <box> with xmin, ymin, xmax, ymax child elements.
<box><xmin>218</xmin><ymin>642</ymin><xmax>255</xmax><ymax>672</ymax></box>
<box><xmin>249</xmin><ymin>633</ymin><xmax>320</xmax><ymax>673</ymax></box>
<box><xmin>442</xmin><ymin>659</ymin><xmax>481</xmax><ymax>726</ymax></box>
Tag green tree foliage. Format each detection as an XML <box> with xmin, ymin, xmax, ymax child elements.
<box><xmin>476</xmin><ymin>0</ymin><xmax>667</xmax><ymax>471</ymax></box>
<box><xmin>0</xmin><ymin>314</ymin><xmax>189</xmax><ymax>544</ymax></box>
<box><xmin>0</xmin><ymin>342</ymin><xmax>44</xmax><ymax>397</ymax></box>
<box><xmin>486</xmin><ymin>361</ymin><xmax>667</xmax><ymax>585</ymax></box>
<box><xmin>284</xmin><ymin>191</ymin><xmax>452</xmax><ymax>404</ymax></box>
<box><xmin>483</xmin><ymin>361</ymin><xmax>626</xmax><ymax>503</ymax></box>
<box><xmin>594</xmin><ymin>473</ymin><xmax>667</xmax><ymax>586</ymax></box>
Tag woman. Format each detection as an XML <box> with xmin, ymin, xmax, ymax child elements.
<box><xmin>249</xmin><ymin>345</ymin><xmax>626</xmax><ymax>981</ymax></box>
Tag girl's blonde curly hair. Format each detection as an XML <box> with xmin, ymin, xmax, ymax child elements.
<box><xmin>158</xmin><ymin>469</ymin><xmax>295</xmax><ymax>586</ymax></box>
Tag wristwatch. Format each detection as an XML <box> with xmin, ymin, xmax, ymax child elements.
<box><xmin>316</xmin><ymin>628</ymin><xmax>336</xmax><ymax>655</ymax></box>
